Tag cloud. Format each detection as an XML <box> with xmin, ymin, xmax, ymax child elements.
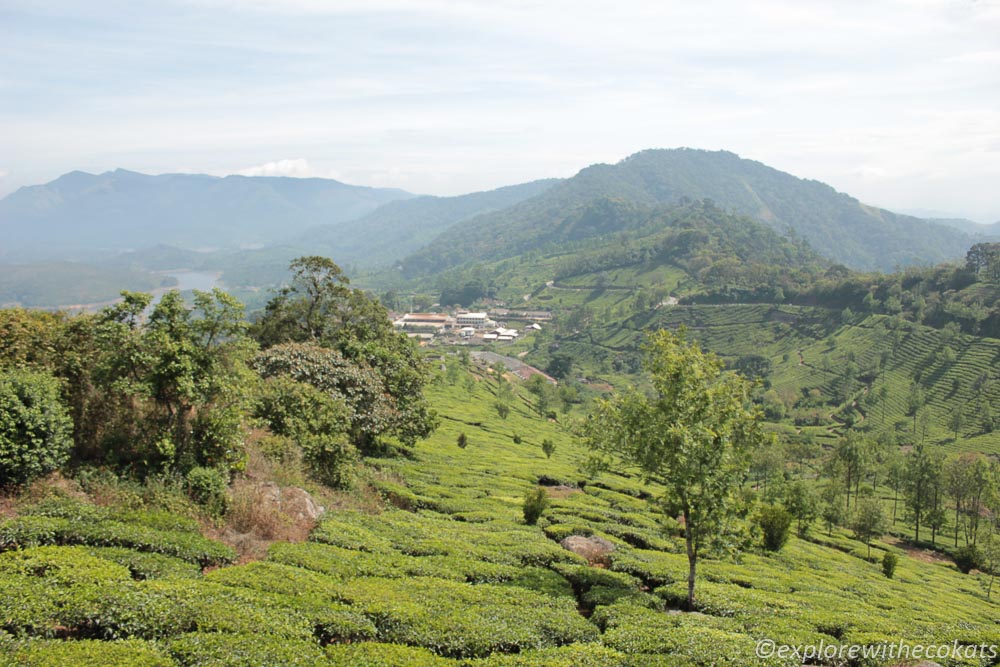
<box><xmin>0</xmin><ymin>169</ymin><xmax>9</xmax><ymax>179</ymax></box>
<box><xmin>236</xmin><ymin>158</ymin><xmax>314</xmax><ymax>178</ymax></box>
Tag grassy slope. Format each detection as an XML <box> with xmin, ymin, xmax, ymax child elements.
<box><xmin>3</xmin><ymin>362</ymin><xmax>999</xmax><ymax>666</ymax></box>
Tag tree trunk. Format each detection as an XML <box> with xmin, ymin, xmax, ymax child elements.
<box><xmin>955</xmin><ymin>504</ymin><xmax>961</xmax><ymax>548</ymax></box>
<box><xmin>685</xmin><ymin>511</ymin><xmax>697</xmax><ymax>610</ymax></box>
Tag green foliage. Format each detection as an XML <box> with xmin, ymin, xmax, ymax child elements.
<box><xmin>586</xmin><ymin>328</ymin><xmax>769</xmax><ymax>608</ymax></box>
<box><xmin>325</xmin><ymin>642</ymin><xmax>457</xmax><ymax>666</ymax></box>
<box><xmin>168</xmin><ymin>632</ymin><xmax>328</xmax><ymax>666</ymax></box>
<box><xmin>92</xmin><ymin>289</ymin><xmax>254</xmax><ymax>474</ymax></box>
<box><xmin>334</xmin><ymin>577</ymin><xmax>599</xmax><ymax>658</ymax></box>
<box><xmin>251</xmin><ymin>256</ymin><xmax>437</xmax><ymax>448</ymax></box>
<box><xmin>0</xmin><ymin>638</ymin><xmax>174</xmax><ymax>666</ymax></box>
<box><xmin>184</xmin><ymin>466</ymin><xmax>228</xmax><ymax>515</ymax></box>
<box><xmin>0</xmin><ymin>368</ymin><xmax>72</xmax><ymax>486</ymax></box>
<box><xmin>850</xmin><ymin>498</ymin><xmax>889</xmax><ymax>559</ymax></box>
<box><xmin>541</xmin><ymin>438</ymin><xmax>555</xmax><ymax>459</ymax></box>
<box><xmin>881</xmin><ymin>552</ymin><xmax>898</xmax><ymax>579</ymax></box>
<box><xmin>0</xmin><ymin>514</ymin><xmax>234</xmax><ymax>567</ymax></box>
<box><xmin>523</xmin><ymin>487</ymin><xmax>549</xmax><ymax>525</ymax></box>
<box><xmin>757</xmin><ymin>505</ymin><xmax>792</xmax><ymax>552</ymax></box>
<box><xmin>953</xmin><ymin>545</ymin><xmax>981</xmax><ymax>574</ymax></box>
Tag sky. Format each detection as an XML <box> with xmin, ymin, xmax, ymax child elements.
<box><xmin>1</xmin><ymin>0</ymin><xmax>999</xmax><ymax>221</ymax></box>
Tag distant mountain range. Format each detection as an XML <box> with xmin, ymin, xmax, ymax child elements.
<box><xmin>0</xmin><ymin>150</ymin><xmax>991</xmax><ymax>308</ymax></box>
<box><xmin>0</xmin><ymin>169</ymin><xmax>414</xmax><ymax>261</ymax></box>
<box><xmin>296</xmin><ymin>179</ymin><xmax>561</xmax><ymax>268</ymax></box>
<box><xmin>399</xmin><ymin>149</ymin><xmax>974</xmax><ymax>276</ymax></box>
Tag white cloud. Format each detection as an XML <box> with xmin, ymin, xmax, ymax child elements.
<box><xmin>0</xmin><ymin>169</ymin><xmax>9</xmax><ymax>180</ymax></box>
<box><xmin>236</xmin><ymin>158</ymin><xmax>315</xmax><ymax>178</ymax></box>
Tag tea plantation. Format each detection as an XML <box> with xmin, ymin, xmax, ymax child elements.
<box><xmin>2</xmin><ymin>363</ymin><xmax>999</xmax><ymax>666</ymax></box>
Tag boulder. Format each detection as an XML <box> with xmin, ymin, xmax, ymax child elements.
<box><xmin>560</xmin><ymin>534</ymin><xmax>616</xmax><ymax>565</ymax></box>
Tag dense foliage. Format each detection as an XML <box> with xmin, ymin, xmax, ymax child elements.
<box><xmin>0</xmin><ymin>368</ymin><xmax>72</xmax><ymax>486</ymax></box>
<box><xmin>252</xmin><ymin>256</ymin><xmax>437</xmax><ymax>450</ymax></box>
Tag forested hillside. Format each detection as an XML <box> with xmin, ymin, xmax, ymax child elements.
<box><xmin>298</xmin><ymin>179</ymin><xmax>560</xmax><ymax>269</ymax></box>
<box><xmin>0</xmin><ymin>170</ymin><xmax>414</xmax><ymax>261</ymax></box>
<box><xmin>399</xmin><ymin>149</ymin><xmax>972</xmax><ymax>276</ymax></box>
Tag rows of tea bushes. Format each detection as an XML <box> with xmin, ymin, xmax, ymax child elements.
<box><xmin>3</xmin><ymin>365</ymin><xmax>1000</xmax><ymax>665</ymax></box>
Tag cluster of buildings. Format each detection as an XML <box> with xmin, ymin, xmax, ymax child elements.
<box><xmin>390</xmin><ymin>309</ymin><xmax>548</xmax><ymax>345</ymax></box>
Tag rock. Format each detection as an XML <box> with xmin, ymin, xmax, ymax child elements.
<box><xmin>253</xmin><ymin>482</ymin><xmax>324</xmax><ymax>521</ymax></box>
<box><xmin>281</xmin><ymin>486</ymin><xmax>325</xmax><ymax>521</ymax></box>
<box><xmin>560</xmin><ymin>535</ymin><xmax>616</xmax><ymax>565</ymax></box>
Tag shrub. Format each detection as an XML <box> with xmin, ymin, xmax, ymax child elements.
<box><xmin>512</xmin><ymin>432</ymin><xmax>522</xmax><ymax>444</ymax></box>
<box><xmin>2</xmin><ymin>638</ymin><xmax>174</xmax><ymax>666</ymax></box>
<box><xmin>325</xmin><ymin>642</ymin><xmax>457</xmax><ymax>666</ymax></box>
<box><xmin>0</xmin><ymin>368</ymin><xmax>72</xmax><ymax>487</ymax></box>
<box><xmin>954</xmin><ymin>545</ymin><xmax>981</xmax><ymax>574</ymax></box>
<box><xmin>882</xmin><ymin>551</ymin><xmax>898</xmax><ymax>579</ymax></box>
<box><xmin>168</xmin><ymin>632</ymin><xmax>328</xmax><ymax>666</ymax></box>
<box><xmin>758</xmin><ymin>504</ymin><xmax>793</xmax><ymax>552</ymax></box>
<box><xmin>254</xmin><ymin>376</ymin><xmax>357</xmax><ymax>488</ymax></box>
<box><xmin>541</xmin><ymin>438</ymin><xmax>555</xmax><ymax>459</ymax></box>
<box><xmin>457</xmin><ymin>432</ymin><xmax>468</xmax><ymax>449</ymax></box>
<box><xmin>0</xmin><ymin>515</ymin><xmax>235</xmax><ymax>567</ymax></box>
<box><xmin>185</xmin><ymin>466</ymin><xmax>228</xmax><ymax>515</ymax></box>
<box><xmin>523</xmin><ymin>487</ymin><xmax>549</xmax><ymax>525</ymax></box>
<box><xmin>335</xmin><ymin>577</ymin><xmax>598</xmax><ymax>658</ymax></box>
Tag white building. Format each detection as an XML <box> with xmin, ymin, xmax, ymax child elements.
<box><xmin>455</xmin><ymin>312</ymin><xmax>495</xmax><ymax>329</ymax></box>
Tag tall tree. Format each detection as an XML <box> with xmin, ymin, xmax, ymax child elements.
<box><xmin>253</xmin><ymin>257</ymin><xmax>437</xmax><ymax>450</ymax></box>
<box><xmin>586</xmin><ymin>329</ymin><xmax>769</xmax><ymax>609</ymax></box>
<box><xmin>905</xmin><ymin>443</ymin><xmax>938</xmax><ymax>544</ymax></box>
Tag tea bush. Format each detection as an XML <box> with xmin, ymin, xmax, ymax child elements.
<box><xmin>334</xmin><ymin>577</ymin><xmax>599</xmax><ymax>658</ymax></box>
<box><xmin>0</xmin><ymin>638</ymin><xmax>174</xmax><ymax>667</ymax></box>
<box><xmin>0</xmin><ymin>515</ymin><xmax>235</xmax><ymax>566</ymax></box>
<box><xmin>168</xmin><ymin>632</ymin><xmax>327</xmax><ymax>667</ymax></box>
<box><xmin>325</xmin><ymin>642</ymin><xmax>458</xmax><ymax>666</ymax></box>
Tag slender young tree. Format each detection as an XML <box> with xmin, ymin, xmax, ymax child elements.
<box><xmin>586</xmin><ymin>329</ymin><xmax>769</xmax><ymax>609</ymax></box>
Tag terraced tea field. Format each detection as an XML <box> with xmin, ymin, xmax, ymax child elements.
<box><xmin>2</xmin><ymin>361</ymin><xmax>999</xmax><ymax>666</ymax></box>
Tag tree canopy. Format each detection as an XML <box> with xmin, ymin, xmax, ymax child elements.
<box><xmin>586</xmin><ymin>328</ymin><xmax>769</xmax><ymax>608</ymax></box>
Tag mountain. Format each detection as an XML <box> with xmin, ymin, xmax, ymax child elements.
<box><xmin>399</xmin><ymin>148</ymin><xmax>973</xmax><ymax>276</ymax></box>
<box><xmin>928</xmin><ymin>217</ymin><xmax>1000</xmax><ymax>238</ymax></box>
<box><xmin>296</xmin><ymin>178</ymin><xmax>561</xmax><ymax>268</ymax></box>
<box><xmin>0</xmin><ymin>169</ymin><xmax>415</xmax><ymax>261</ymax></box>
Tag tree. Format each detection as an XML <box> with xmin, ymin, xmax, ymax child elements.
<box><xmin>541</xmin><ymin>438</ymin><xmax>556</xmax><ymax>459</ymax></box>
<box><xmin>759</xmin><ymin>504</ymin><xmax>793</xmax><ymax>551</ymax></box>
<box><xmin>522</xmin><ymin>487</ymin><xmax>549</xmax><ymax>525</ymax></box>
<box><xmin>882</xmin><ymin>552</ymin><xmax>898</xmax><ymax>579</ymax></box>
<box><xmin>253</xmin><ymin>257</ymin><xmax>437</xmax><ymax>449</ymax></box>
<box><xmin>982</xmin><ymin>527</ymin><xmax>1000</xmax><ymax>600</ymax></box>
<box><xmin>785</xmin><ymin>481</ymin><xmax>818</xmax><ymax>537</ymax></box>
<box><xmin>586</xmin><ymin>329</ymin><xmax>769</xmax><ymax>609</ymax></box>
<box><xmin>852</xmin><ymin>497</ymin><xmax>888</xmax><ymax>559</ymax></box>
<box><xmin>95</xmin><ymin>289</ymin><xmax>254</xmax><ymax>473</ymax></box>
<box><xmin>457</xmin><ymin>432</ymin><xmax>468</xmax><ymax>449</ymax></box>
<box><xmin>948</xmin><ymin>408</ymin><xmax>965</xmax><ymax>441</ymax></box>
<box><xmin>0</xmin><ymin>368</ymin><xmax>73</xmax><ymax>487</ymax></box>
<box><xmin>905</xmin><ymin>443</ymin><xmax>937</xmax><ymax>544</ymax></box>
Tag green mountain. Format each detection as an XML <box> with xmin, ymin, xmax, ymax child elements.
<box><xmin>400</xmin><ymin>149</ymin><xmax>972</xmax><ymax>276</ymax></box>
<box><xmin>0</xmin><ymin>169</ymin><xmax>414</xmax><ymax>261</ymax></box>
<box><xmin>0</xmin><ymin>261</ymin><xmax>171</xmax><ymax>308</ymax></box>
<box><xmin>296</xmin><ymin>178</ymin><xmax>561</xmax><ymax>269</ymax></box>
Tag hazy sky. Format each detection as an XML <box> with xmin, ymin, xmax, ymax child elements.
<box><xmin>2</xmin><ymin>0</ymin><xmax>999</xmax><ymax>220</ymax></box>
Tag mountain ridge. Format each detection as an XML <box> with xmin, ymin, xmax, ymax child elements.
<box><xmin>399</xmin><ymin>148</ymin><xmax>974</xmax><ymax>276</ymax></box>
<box><xmin>0</xmin><ymin>169</ymin><xmax>416</xmax><ymax>261</ymax></box>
